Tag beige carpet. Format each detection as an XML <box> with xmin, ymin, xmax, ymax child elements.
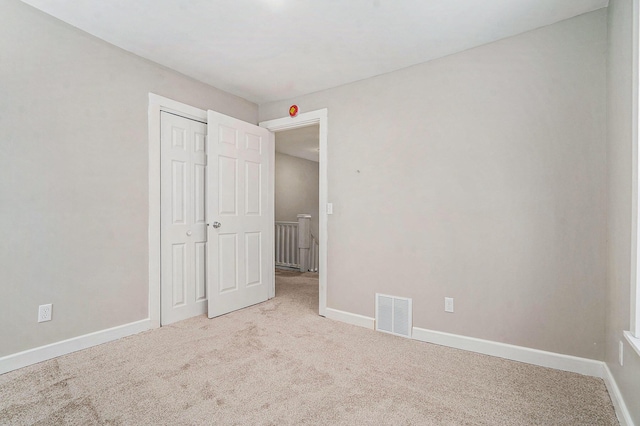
<box><xmin>1</xmin><ymin>270</ymin><xmax>618</xmax><ymax>425</ymax></box>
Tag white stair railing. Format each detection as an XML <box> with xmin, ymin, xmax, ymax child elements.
<box><xmin>274</xmin><ymin>214</ymin><xmax>319</xmax><ymax>273</ymax></box>
<box><xmin>309</xmin><ymin>234</ymin><xmax>319</xmax><ymax>273</ymax></box>
<box><xmin>274</xmin><ymin>221</ymin><xmax>299</xmax><ymax>269</ymax></box>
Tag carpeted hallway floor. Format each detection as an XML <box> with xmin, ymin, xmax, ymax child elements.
<box><xmin>0</xmin><ymin>270</ymin><xmax>618</xmax><ymax>425</ymax></box>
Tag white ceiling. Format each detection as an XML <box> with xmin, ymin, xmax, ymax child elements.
<box><xmin>275</xmin><ymin>125</ymin><xmax>320</xmax><ymax>163</ymax></box>
<box><xmin>21</xmin><ymin>0</ymin><xmax>608</xmax><ymax>104</ymax></box>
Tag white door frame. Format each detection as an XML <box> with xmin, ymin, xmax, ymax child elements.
<box><xmin>148</xmin><ymin>93</ymin><xmax>208</xmax><ymax>327</ymax></box>
<box><xmin>260</xmin><ymin>109</ymin><xmax>328</xmax><ymax>317</ymax></box>
<box><xmin>149</xmin><ymin>96</ymin><xmax>328</xmax><ymax>322</ymax></box>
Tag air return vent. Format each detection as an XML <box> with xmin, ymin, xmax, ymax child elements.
<box><xmin>375</xmin><ymin>294</ymin><xmax>412</xmax><ymax>338</ymax></box>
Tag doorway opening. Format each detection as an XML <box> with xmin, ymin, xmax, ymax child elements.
<box><xmin>273</xmin><ymin>125</ymin><xmax>321</xmax><ymax>314</ymax></box>
<box><xmin>260</xmin><ymin>109</ymin><xmax>328</xmax><ymax>317</ymax></box>
<box><xmin>274</xmin><ymin>124</ymin><xmax>320</xmax><ymax>275</ymax></box>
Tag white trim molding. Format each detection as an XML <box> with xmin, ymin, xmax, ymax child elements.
<box><xmin>624</xmin><ymin>330</ymin><xmax>640</xmax><ymax>358</ymax></box>
<box><xmin>632</xmin><ymin>0</ymin><xmax>640</xmax><ymax>341</ymax></box>
<box><xmin>411</xmin><ymin>328</ymin><xmax>632</xmax><ymax>424</ymax></box>
<box><xmin>602</xmin><ymin>363</ymin><xmax>635</xmax><ymax>426</ymax></box>
<box><xmin>0</xmin><ymin>319</ymin><xmax>153</xmax><ymax>375</ymax></box>
<box><xmin>412</xmin><ymin>328</ymin><xmax>633</xmax><ymax>424</ymax></box>
<box><xmin>323</xmin><ymin>307</ymin><xmax>634</xmax><ymax>424</ymax></box>
<box><xmin>260</xmin><ymin>109</ymin><xmax>329</xmax><ymax>317</ymax></box>
<box><xmin>325</xmin><ymin>308</ymin><xmax>375</xmax><ymax>329</ymax></box>
<box><xmin>412</xmin><ymin>327</ymin><xmax>604</xmax><ymax>376</ymax></box>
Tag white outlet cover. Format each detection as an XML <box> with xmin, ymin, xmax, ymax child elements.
<box><xmin>38</xmin><ymin>304</ymin><xmax>52</xmax><ymax>322</ymax></box>
<box><xmin>619</xmin><ymin>340</ymin><xmax>624</xmax><ymax>366</ymax></box>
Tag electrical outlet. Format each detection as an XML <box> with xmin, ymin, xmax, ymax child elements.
<box><xmin>38</xmin><ymin>304</ymin><xmax>52</xmax><ymax>323</ymax></box>
<box><xmin>619</xmin><ymin>340</ymin><xmax>624</xmax><ymax>366</ymax></box>
<box><xmin>444</xmin><ymin>297</ymin><xmax>454</xmax><ymax>313</ymax></box>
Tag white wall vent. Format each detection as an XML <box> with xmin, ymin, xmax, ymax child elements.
<box><xmin>375</xmin><ymin>294</ymin><xmax>412</xmax><ymax>338</ymax></box>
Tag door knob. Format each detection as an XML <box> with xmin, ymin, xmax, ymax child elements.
<box><xmin>212</xmin><ymin>221</ymin><xmax>222</xmax><ymax>229</ymax></box>
<box><xmin>186</xmin><ymin>230</ymin><xmax>192</xmax><ymax>236</ymax></box>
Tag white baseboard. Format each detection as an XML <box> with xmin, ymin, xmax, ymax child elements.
<box><xmin>411</xmin><ymin>326</ymin><xmax>604</xmax><ymax>377</ymax></box>
<box><xmin>5</xmin><ymin>312</ymin><xmax>631</xmax><ymax>425</ymax></box>
<box><xmin>325</xmin><ymin>308</ymin><xmax>375</xmax><ymax>329</ymax></box>
<box><xmin>412</xmin><ymin>327</ymin><xmax>634</xmax><ymax>425</ymax></box>
<box><xmin>313</xmin><ymin>308</ymin><xmax>635</xmax><ymax>424</ymax></box>
<box><xmin>602</xmin><ymin>363</ymin><xmax>635</xmax><ymax>426</ymax></box>
<box><xmin>0</xmin><ymin>319</ymin><xmax>154</xmax><ymax>375</ymax></box>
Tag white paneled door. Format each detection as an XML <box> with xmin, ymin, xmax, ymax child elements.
<box><xmin>160</xmin><ymin>112</ymin><xmax>208</xmax><ymax>325</ymax></box>
<box><xmin>207</xmin><ymin>111</ymin><xmax>272</xmax><ymax>318</ymax></box>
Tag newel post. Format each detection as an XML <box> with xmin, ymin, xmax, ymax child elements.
<box><xmin>297</xmin><ymin>214</ymin><xmax>311</xmax><ymax>272</ymax></box>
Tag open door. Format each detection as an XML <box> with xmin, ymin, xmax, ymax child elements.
<box><xmin>206</xmin><ymin>110</ymin><xmax>273</xmax><ymax>318</ymax></box>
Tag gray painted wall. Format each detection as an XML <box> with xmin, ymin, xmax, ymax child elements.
<box><xmin>5</xmin><ymin>1</ymin><xmax>638</xmax><ymax>417</ymax></box>
<box><xmin>0</xmin><ymin>0</ymin><xmax>257</xmax><ymax>357</ymax></box>
<box><xmin>260</xmin><ymin>10</ymin><xmax>608</xmax><ymax>360</ymax></box>
<box><xmin>606</xmin><ymin>0</ymin><xmax>640</xmax><ymax>423</ymax></box>
<box><xmin>275</xmin><ymin>152</ymin><xmax>320</xmax><ymax>238</ymax></box>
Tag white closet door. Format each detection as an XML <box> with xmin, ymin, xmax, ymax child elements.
<box><xmin>160</xmin><ymin>112</ymin><xmax>208</xmax><ymax>325</ymax></box>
